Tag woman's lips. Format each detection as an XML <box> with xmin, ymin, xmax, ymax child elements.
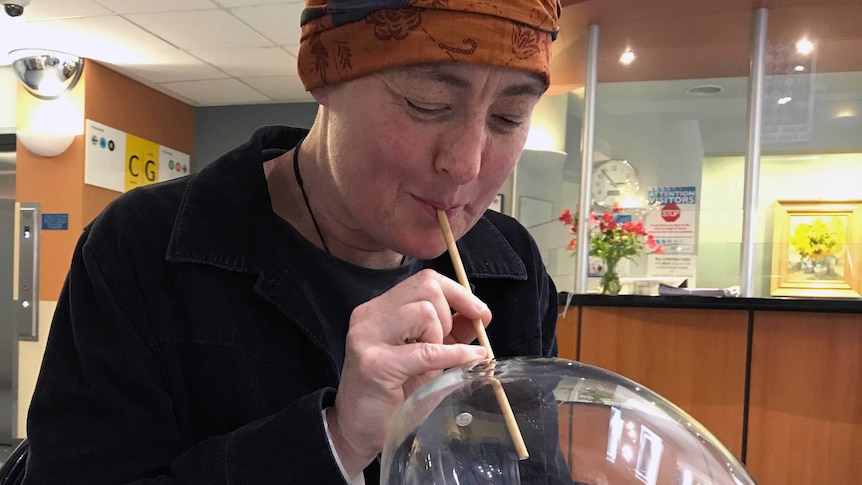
<box><xmin>415</xmin><ymin>196</ymin><xmax>462</xmax><ymax>220</ymax></box>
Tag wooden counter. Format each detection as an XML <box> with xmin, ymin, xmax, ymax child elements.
<box><xmin>556</xmin><ymin>294</ymin><xmax>862</xmax><ymax>485</ymax></box>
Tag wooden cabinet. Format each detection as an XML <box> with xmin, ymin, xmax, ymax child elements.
<box><xmin>577</xmin><ymin>307</ymin><xmax>748</xmax><ymax>458</ymax></box>
<box><xmin>557</xmin><ymin>297</ymin><xmax>862</xmax><ymax>485</ymax></box>
<box><xmin>746</xmin><ymin>311</ymin><xmax>862</xmax><ymax>484</ymax></box>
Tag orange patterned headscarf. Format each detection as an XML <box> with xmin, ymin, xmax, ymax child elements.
<box><xmin>297</xmin><ymin>0</ymin><xmax>561</xmax><ymax>91</ymax></box>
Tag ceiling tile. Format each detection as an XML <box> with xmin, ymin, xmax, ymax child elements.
<box><xmin>188</xmin><ymin>46</ymin><xmax>296</xmax><ymax>77</ymax></box>
<box><xmin>115</xmin><ymin>50</ymin><xmax>229</xmax><ymax>83</ymax></box>
<box><xmin>95</xmin><ymin>0</ymin><xmax>220</xmax><ymax>14</ymax></box>
<box><xmin>282</xmin><ymin>43</ymin><xmax>300</xmax><ymax>57</ymax></box>
<box><xmin>242</xmin><ymin>75</ymin><xmax>312</xmax><ymax>102</ymax></box>
<box><xmin>160</xmin><ymin>78</ymin><xmax>270</xmax><ymax>105</ymax></box>
<box><xmin>125</xmin><ymin>10</ymin><xmax>272</xmax><ymax>49</ymax></box>
<box><xmin>231</xmin><ymin>3</ymin><xmax>304</xmax><ymax>46</ymax></box>
<box><xmin>22</xmin><ymin>0</ymin><xmax>112</xmax><ymax>20</ymax></box>
<box><xmin>9</xmin><ymin>16</ymin><xmax>178</xmax><ymax>65</ymax></box>
<box><xmin>214</xmin><ymin>0</ymin><xmax>291</xmax><ymax>6</ymax></box>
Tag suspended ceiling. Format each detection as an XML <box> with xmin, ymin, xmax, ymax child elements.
<box><xmin>0</xmin><ymin>0</ymin><xmax>860</xmax><ymax>106</ymax></box>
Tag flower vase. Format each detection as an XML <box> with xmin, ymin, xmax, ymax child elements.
<box><xmin>600</xmin><ymin>258</ymin><xmax>622</xmax><ymax>295</ymax></box>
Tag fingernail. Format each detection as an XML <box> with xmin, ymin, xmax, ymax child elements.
<box><xmin>473</xmin><ymin>347</ymin><xmax>487</xmax><ymax>358</ymax></box>
<box><xmin>475</xmin><ymin>301</ymin><xmax>488</xmax><ymax>313</ymax></box>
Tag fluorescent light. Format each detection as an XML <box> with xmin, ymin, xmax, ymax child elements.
<box><xmin>778</xmin><ymin>96</ymin><xmax>792</xmax><ymax>105</ymax></box>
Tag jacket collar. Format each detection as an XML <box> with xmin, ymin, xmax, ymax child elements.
<box><xmin>165</xmin><ymin>125</ymin><xmax>526</xmax><ymax>282</ymax></box>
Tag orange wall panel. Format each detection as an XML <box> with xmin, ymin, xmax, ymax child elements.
<box><xmin>84</xmin><ymin>62</ymin><xmax>194</xmax><ymax>156</ymax></box>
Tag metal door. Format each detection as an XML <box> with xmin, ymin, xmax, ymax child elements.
<box><xmin>0</xmin><ymin>143</ymin><xmax>16</xmax><ymax>444</ymax></box>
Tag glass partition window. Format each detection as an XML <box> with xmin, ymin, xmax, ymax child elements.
<box><xmin>515</xmin><ymin>2</ymin><xmax>862</xmax><ymax>299</ymax></box>
<box><xmin>755</xmin><ymin>5</ymin><xmax>862</xmax><ymax>299</ymax></box>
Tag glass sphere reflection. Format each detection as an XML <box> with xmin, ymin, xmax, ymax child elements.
<box><xmin>382</xmin><ymin>357</ymin><xmax>755</xmax><ymax>485</ymax></box>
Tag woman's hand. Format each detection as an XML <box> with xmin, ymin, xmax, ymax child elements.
<box><xmin>326</xmin><ymin>268</ymin><xmax>491</xmax><ymax>477</ymax></box>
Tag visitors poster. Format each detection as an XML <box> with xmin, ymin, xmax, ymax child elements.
<box><xmin>645</xmin><ymin>186</ymin><xmax>697</xmax><ymax>254</ymax></box>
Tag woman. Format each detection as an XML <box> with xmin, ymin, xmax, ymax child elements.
<box><xmin>24</xmin><ymin>1</ymin><xmax>562</xmax><ymax>483</ymax></box>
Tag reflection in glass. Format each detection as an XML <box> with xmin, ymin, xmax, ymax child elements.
<box><xmin>382</xmin><ymin>357</ymin><xmax>755</xmax><ymax>485</ymax></box>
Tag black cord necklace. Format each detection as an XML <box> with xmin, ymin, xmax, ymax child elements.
<box><xmin>292</xmin><ymin>137</ymin><xmax>406</xmax><ymax>266</ymax></box>
<box><xmin>292</xmin><ymin>137</ymin><xmax>331</xmax><ymax>254</ymax></box>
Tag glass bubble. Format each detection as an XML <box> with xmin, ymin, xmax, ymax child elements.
<box><xmin>382</xmin><ymin>357</ymin><xmax>755</xmax><ymax>485</ymax></box>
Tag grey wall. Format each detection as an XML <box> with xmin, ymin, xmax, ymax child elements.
<box><xmin>193</xmin><ymin>102</ymin><xmax>319</xmax><ymax>171</ymax></box>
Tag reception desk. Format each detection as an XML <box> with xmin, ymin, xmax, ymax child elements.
<box><xmin>556</xmin><ymin>294</ymin><xmax>862</xmax><ymax>485</ymax></box>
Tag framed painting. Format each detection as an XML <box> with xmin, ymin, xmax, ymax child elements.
<box><xmin>770</xmin><ymin>200</ymin><xmax>862</xmax><ymax>298</ymax></box>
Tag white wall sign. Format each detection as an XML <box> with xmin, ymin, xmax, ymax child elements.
<box><xmin>85</xmin><ymin>119</ymin><xmax>190</xmax><ymax>193</ymax></box>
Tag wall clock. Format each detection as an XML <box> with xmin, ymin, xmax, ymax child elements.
<box><xmin>591</xmin><ymin>159</ymin><xmax>639</xmax><ymax>207</ymax></box>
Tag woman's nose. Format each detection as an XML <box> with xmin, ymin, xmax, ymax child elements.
<box><xmin>433</xmin><ymin>120</ymin><xmax>485</xmax><ymax>184</ymax></box>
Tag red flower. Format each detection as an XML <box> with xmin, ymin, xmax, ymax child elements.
<box><xmin>559</xmin><ymin>206</ymin><xmax>664</xmax><ymax>262</ymax></box>
<box><xmin>599</xmin><ymin>211</ymin><xmax>616</xmax><ymax>231</ymax></box>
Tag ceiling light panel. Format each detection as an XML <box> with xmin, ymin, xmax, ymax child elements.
<box><xmin>125</xmin><ymin>10</ymin><xmax>272</xmax><ymax>49</ymax></box>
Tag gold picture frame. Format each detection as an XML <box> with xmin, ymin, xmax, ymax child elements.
<box><xmin>770</xmin><ymin>200</ymin><xmax>862</xmax><ymax>298</ymax></box>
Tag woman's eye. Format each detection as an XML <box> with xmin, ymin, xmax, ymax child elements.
<box><xmin>405</xmin><ymin>99</ymin><xmax>447</xmax><ymax>114</ymax></box>
<box><xmin>490</xmin><ymin>115</ymin><xmax>525</xmax><ymax>132</ymax></box>
<box><xmin>494</xmin><ymin>115</ymin><xmax>523</xmax><ymax>127</ymax></box>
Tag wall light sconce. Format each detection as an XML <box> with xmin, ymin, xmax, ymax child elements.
<box><xmin>10</xmin><ymin>49</ymin><xmax>85</xmax><ymax>100</ymax></box>
<box><xmin>16</xmin><ymin>99</ymin><xmax>82</xmax><ymax>157</ymax></box>
<box><xmin>16</xmin><ymin>129</ymin><xmax>75</xmax><ymax>157</ymax></box>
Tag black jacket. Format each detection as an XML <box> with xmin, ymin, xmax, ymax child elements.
<box><xmin>24</xmin><ymin>126</ymin><xmax>558</xmax><ymax>484</ymax></box>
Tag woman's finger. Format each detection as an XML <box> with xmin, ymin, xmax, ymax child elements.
<box><xmin>388</xmin><ymin>342</ymin><xmax>487</xmax><ymax>378</ymax></box>
<box><xmin>443</xmin><ymin>312</ymin><xmax>490</xmax><ymax>345</ymax></box>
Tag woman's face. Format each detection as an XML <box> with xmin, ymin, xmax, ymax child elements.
<box><xmin>318</xmin><ymin>62</ymin><xmax>546</xmax><ymax>260</ymax></box>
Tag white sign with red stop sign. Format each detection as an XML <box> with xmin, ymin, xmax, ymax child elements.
<box><xmin>646</xmin><ymin>187</ymin><xmax>697</xmax><ymax>253</ymax></box>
